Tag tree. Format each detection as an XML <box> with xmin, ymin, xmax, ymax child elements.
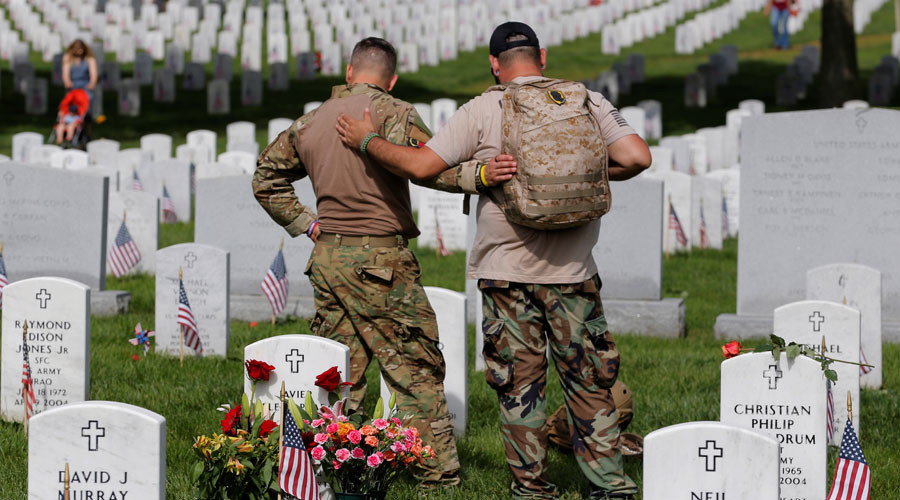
<box><xmin>819</xmin><ymin>0</ymin><xmax>859</xmax><ymax>107</ymax></box>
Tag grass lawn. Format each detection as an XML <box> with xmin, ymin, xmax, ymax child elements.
<box><xmin>1</xmin><ymin>2</ymin><xmax>899</xmax><ymax>498</ymax></box>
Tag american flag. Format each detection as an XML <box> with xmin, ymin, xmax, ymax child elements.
<box><xmin>826</xmin><ymin>378</ymin><xmax>835</xmax><ymax>443</ymax></box>
<box><xmin>668</xmin><ymin>200</ymin><xmax>688</xmax><ymax>247</ymax></box>
<box><xmin>698</xmin><ymin>201</ymin><xmax>709</xmax><ymax>249</ymax></box>
<box><xmin>22</xmin><ymin>329</ymin><xmax>37</xmax><ymax>421</ymax></box>
<box><xmin>108</xmin><ymin>221</ymin><xmax>141</xmax><ymax>277</ymax></box>
<box><xmin>434</xmin><ymin>208</ymin><xmax>449</xmax><ymax>257</ymax></box>
<box><xmin>178</xmin><ymin>277</ymin><xmax>203</xmax><ymax>354</ymax></box>
<box><xmin>280</xmin><ymin>406</ymin><xmax>319</xmax><ymax>499</ymax></box>
<box><xmin>826</xmin><ymin>418</ymin><xmax>870</xmax><ymax>500</ymax></box>
<box><xmin>0</xmin><ymin>247</ymin><xmax>7</xmax><ymax>309</ymax></box>
<box><xmin>162</xmin><ymin>185</ymin><xmax>178</xmax><ymax>223</ymax></box>
<box><xmin>721</xmin><ymin>194</ymin><xmax>729</xmax><ymax>236</ymax></box>
<box><xmin>132</xmin><ymin>170</ymin><xmax>143</xmax><ymax>191</ymax></box>
<box><xmin>261</xmin><ymin>248</ymin><xmax>288</xmax><ymax>316</ymax></box>
<box><xmin>859</xmin><ymin>348</ymin><xmax>872</xmax><ymax>375</ymax></box>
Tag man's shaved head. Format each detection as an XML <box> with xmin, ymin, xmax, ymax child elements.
<box><xmin>497</xmin><ymin>34</ymin><xmax>542</xmax><ymax>68</ymax></box>
<box><xmin>350</xmin><ymin>37</ymin><xmax>397</xmax><ymax>81</ymax></box>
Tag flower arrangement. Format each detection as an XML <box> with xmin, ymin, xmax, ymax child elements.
<box><xmin>191</xmin><ymin>360</ymin><xmax>280</xmax><ymax>499</ymax></box>
<box><xmin>284</xmin><ymin>367</ymin><xmax>436</xmax><ymax>496</ymax></box>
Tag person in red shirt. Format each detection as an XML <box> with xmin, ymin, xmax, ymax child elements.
<box><xmin>764</xmin><ymin>0</ymin><xmax>797</xmax><ymax>49</ymax></box>
<box><xmin>53</xmin><ymin>88</ymin><xmax>89</xmax><ymax>145</ymax></box>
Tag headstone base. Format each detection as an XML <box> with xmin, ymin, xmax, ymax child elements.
<box><xmin>231</xmin><ymin>294</ymin><xmax>314</xmax><ymax>321</ymax></box>
<box><xmin>605</xmin><ymin>298</ymin><xmax>685</xmax><ymax>338</ymax></box>
<box><xmin>716</xmin><ymin>313</ymin><xmax>900</xmax><ymax>342</ymax></box>
<box><xmin>92</xmin><ymin>290</ymin><xmax>131</xmax><ymax>316</ymax></box>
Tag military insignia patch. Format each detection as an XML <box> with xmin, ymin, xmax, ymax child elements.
<box><xmin>548</xmin><ymin>90</ymin><xmax>566</xmax><ymax>105</ymax></box>
<box><xmin>408</xmin><ymin>138</ymin><xmax>423</xmax><ymax>148</ymax></box>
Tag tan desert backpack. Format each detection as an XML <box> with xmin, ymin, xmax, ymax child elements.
<box><xmin>490</xmin><ymin>78</ymin><xmax>611</xmax><ymax>230</ymax></box>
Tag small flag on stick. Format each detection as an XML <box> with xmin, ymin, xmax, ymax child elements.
<box><xmin>434</xmin><ymin>208</ymin><xmax>450</xmax><ymax>257</ymax></box>
<box><xmin>721</xmin><ymin>191</ymin><xmax>729</xmax><ymax>236</ymax></box>
<box><xmin>178</xmin><ymin>267</ymin><xmax>203</xmax><ymax>364</ymax></box>
<box><xmin>22</xmin><ymin>322</ymin><xmax>37</xmax><ymax>431</ymax></box>
<box><xmin>668</xmin><ymin>196</ymin><xmax>688</xmax><ymax>248</ymax></box>
<box><xmin>108</xmin><ymin>212</ymin><xmax>142</xmax><ymax>277</ymax></box>
<box><xmin>261</xmin><ymin>241</ymin><xmax>288</xmax><ymax>320</ymax></box>
<box><xmin>132</xmin><ymin>169</ymin><xmax>143</xmax><ymax>191</ymax></box>
<box><xmin>280</xmin><ymin>400</ymin><xmax>319</xmax><ymax>499</ymax></box>
<box><xmin>0</xmin><ymin>241</ymin><xmax>7</xmax><ymax>309</ymax></box>
<box><xmin>825</xmin><ymin>392</ymin><xmax>870</xmax><ymax>500</ymax></box>
<box><xmin>162</xmin><ymin>183</ymin><xmax>178</xmax><ymax>223</ymax></box>
<box><xmin>698</xmin><ymin>198</ymin><xmax>710</xmax><ymax>249</ymax></box>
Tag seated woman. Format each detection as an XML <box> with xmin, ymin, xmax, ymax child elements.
<box><xmin>62</xmin><ymin>39</ymin><xmax>98</xmax><ymax>107</ymax></box>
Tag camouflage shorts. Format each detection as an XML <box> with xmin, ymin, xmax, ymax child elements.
<box><xmin>480</xmin><ymin>276</ymin><xmax>637</xmax><ymax>499</ymax></box>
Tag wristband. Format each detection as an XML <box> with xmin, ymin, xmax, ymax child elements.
<box><xmin>480</xmin><ymin>163</ymin><xmax>490</xmax><ymax>187</ymax></box>
<box><xmin>360</xmin><ymin>133</ymin><xmax>380</xmax><ymax>154</ymax></box>
<box><xmin>306</xmin><ymin>220</ymin><xmax>319</xmax><ymax>237</ymax></box>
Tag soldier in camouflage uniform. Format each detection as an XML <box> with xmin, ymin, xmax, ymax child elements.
<box><xmin>336</xmin><ymin>23</ymin><xmax>651</xmax><ymax>500</ymax></box>
<box><xmin>252</xmin><ymin>37</ymin><xmax>460</xmax><ymax>486</ymax></box>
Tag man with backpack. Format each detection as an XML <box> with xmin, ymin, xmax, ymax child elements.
<box><xmin>336</xmin><ymin>22</ymin><xmax>650</xmax><ymax>499</ymax></box>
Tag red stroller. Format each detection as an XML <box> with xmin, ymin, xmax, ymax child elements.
<box><xmin>50</xmin><ymin>88</ymin><xmax>92</xmax><ymax>148</ymax></box>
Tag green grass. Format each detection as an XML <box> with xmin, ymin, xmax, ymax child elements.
<box><xmin>1</xmin><ymin>235</ymin><xmax>899</xmax><ymax>499</ymax></box>
<box><xmin>2</xmin><ymin>3</ymin><xmax>900</xmax><ymax>498</ymax></box>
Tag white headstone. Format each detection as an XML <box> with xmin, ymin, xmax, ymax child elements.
<box><xmin>218</xmin><ymin>151</ymin><xmax>257</xmax><ymax>174</ymax></box>
<box><xmin>738</xmin><ymin>99</ymin><xmax>765</xmax><ymax>115</ymax></box>
<box><xmin>106</xmin><ymin>191</ymin><xmax>159</xmax><ymax>275</ymax></box>
<box><xmin>430</xmin><ymin>98</ymin><xmax>457</xmax><ymax>133</ymax></box>
<box><xmin>155</xmin><ymin>243</ymin><xmax>230</xmax><ymax>357</ymax></box>
<box><xmin>244</xmin><ymin>335</ymin><xmax>350</xmax><ymax>420</ymax></box>
<box><xmin>806</xmin><ymin>263</ymin><xmax>883</xmax><ymax>389</ymax></box>
<box><xmin>417</xmin><ymin>191</ymin><xmax>467</xmax><ymax>251</ymax></box>
<box><xmin>649</xmin><ymin>170</ymin><xmax>692</xmax><ymax>251</ymax></box>
<box><xmin>594</xmin><ymin>178</ymin><xmax>663</xmax><ymax>300</ymax></box>
<box><xmin>207</xmin><ymin>79</ymin><xmax>230</xmax><ymax>115</ymax></box>
<box><xmin>648</xmin><ymin>146</ymin><xmax>673</xmax><ymax>173</ymax></box>
<box><xmin>227</xmin><ymin>121</ymin><xmax>256</xmax><ymax>145</ymax></box>
<box><xmin>773</xmin><ymin>300</ymin><xmax>861</xmax><ymax>445</ymax></box>
<box><xmin>381</xmin><ymin>287</ymin><xmax>467</xmax><ymax>435</ymax></box>
<box><xmin>186</xmin><ymin>130</ymin><xmax>217</xmax><ymax>165</ymax></box>
<box><xmin>12</xmin><ymin>132</ymin><xmax>43</xmax><ymax>163</ymax></box>
<box><xmin>135</xmin><ymin>159</ymin><xmax>192</xmax><ymax>222</ymax></box>
<box><xmin>721</xmin><ymin>352</ymin><xmax>827</xmax><ymax>500</ymax></box>
<box><xmin>620</xmin><ymin>106</ymin><xmax>646</xmax><ymax>140</ymax></box>
<box><xmin>196</xmin><ymin>162</ymin><xmax>246</xmax><ymax>179</ymax></box>
<box><xmin>28</xmin><ymin>401</ymin><xmax>165</xmax><ymax>499</ymax></box>
<box><xmin>1</xmin><ymin>277</ymin><xmax>90</xmax><ymax>422</ymax></box>
<box><xmin>49</xmin><ymin>150</ymin><xmax>90</xmax><ymax>171</ymax></box>
<box><xmin>0</xmin><ymin>163</ymin><xmax>109</xmax><ymax>289</ymax></box>
<box><xmin>704</xmin><ymin>167</ymin><xmax>740</xmax><ymax>238</ymax></box>
<box><xmin>268</xmin><ymin>118</ymin><xmax>294</xmax><ymax>143</ymax></box>
<box><xmin>140</xmin><ymin>134</ymin><xmax>173</xmax><ymax>162</ymax></box>
<box><xmin>87</xmin><ymin>139</ymin><xmax>121</xmax><ymax>166</ymax></box>
<box><xmin>118</xmin><ymin>78</ymin><xmax>140</xmax><ymax>117</ymax></box>
<box><xmin>691</xmin><ymin>176</ymin><xmax>723</xmax><ymax>249</ymax></box>
<box><xmin>643</xmin><ymin>421</ymin><xmax>780</xmax><ymax>500</ymax></box>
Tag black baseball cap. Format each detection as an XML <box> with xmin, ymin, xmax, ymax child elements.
<box><xmin>489</xmin><ymin>22</ymin><xmax>540</xmax><ymax>56</ymax></box>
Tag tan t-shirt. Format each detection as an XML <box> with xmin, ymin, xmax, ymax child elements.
<box><xmin>425</xmin><ymin>76</ymin><xmax>636</xmax><ymax>284</ymax></box>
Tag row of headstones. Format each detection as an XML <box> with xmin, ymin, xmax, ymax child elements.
<box><xmin>602</xmin><ymin>0</ymin><xmax>717</xmax><ymax>55</ymax></box>
<box><xmin>685</xmin><ymin>45</ymin><xmax>740</xmax><ymax>108</ymax></box>
<box><xmin>647</xmin><ymin>264</ymin><xmax>883</xmax><ymax>498</ymax></box>
<box><xmin>775</xmin><ymin>46</ymin><xmax>821</xmax><ymax>106</ymax></box>
<box><xmin>674</xmin><ymin>0</ymin><xmax>764</xmax><ymax>55</ymax></box>
<box><xmin>582</xmin><ymin>53</ymin><xmax>646</xmax><ymax>106</ymax></box>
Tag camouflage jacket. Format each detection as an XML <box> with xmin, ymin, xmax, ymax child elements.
<box><xmin>253</xmin><ymin>82</ymin><xmax>457</xmax><ymax>237</ymax></box>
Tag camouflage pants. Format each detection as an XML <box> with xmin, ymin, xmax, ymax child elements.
<box><xmin>480</xmin><ymin>276</ymin><xmax>637</xmax><ymax>499</ymax></box>
<box><xmin>305</xmin><ymin>240</ymin><xmax>460</xmax><ymax>484</ymax></box>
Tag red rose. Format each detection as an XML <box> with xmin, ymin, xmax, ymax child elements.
<box><xmin>245</xmin><ymin>360</ymin><xmax>275</xmax><ymax>382</ymax></box>
<box><xmin>722</xmin><ymin>341</ymin><xmax>743</xmax><ymax>359</ymax></box>
<box><xmin>315</xmin><ymin>366</ymin><xmax>342</xmax><ymax>392</ymax></box>
<box><xmin>220</xmin><ymin>405</ymin><xmax>242</xmax><ymax>436</ymax></box>
<box><xmin>131</xmin><ymin>355</ymin><xmax>140</xmax><ymax>362</ymax></box>
<box><xmin>259</xmin><ymin>419</ymin><xmax>278</xmax><ymax>438</ymax></box>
